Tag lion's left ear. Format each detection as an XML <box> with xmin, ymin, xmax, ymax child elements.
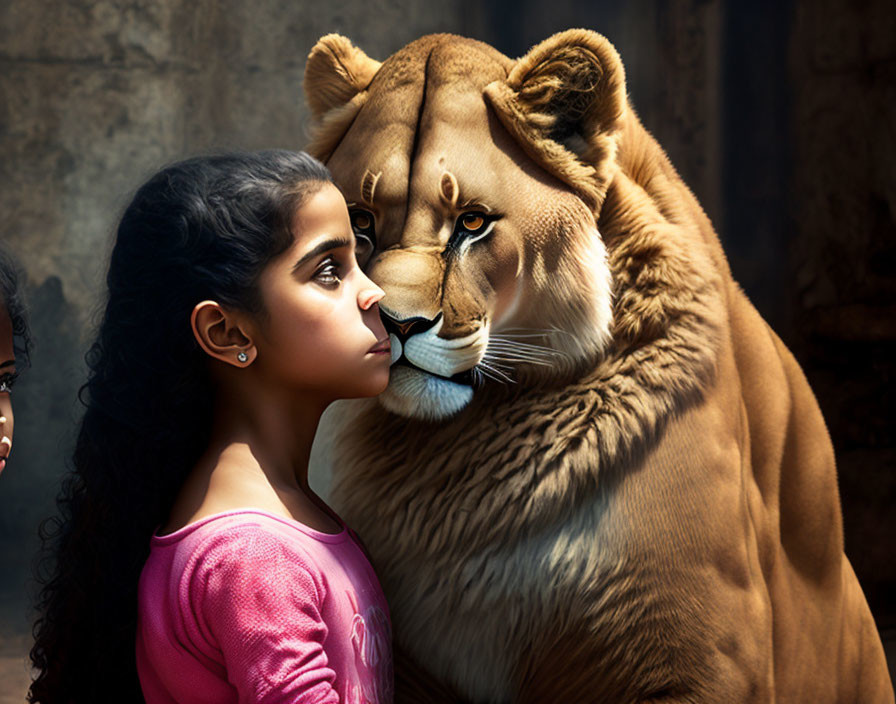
<box><xmin>303</xmin><ymin>34</ymin><xmax>381</xmax><ymax>160</ymax></box>
<box><xmin>484</xmin><ymin>29</ymin><xmax>627</xmax><ymax>211</ymax></box>
<box><xmin>304</xmin><ymin>34</ymin><xmax>381</xmax><ymax>120</ymax></box>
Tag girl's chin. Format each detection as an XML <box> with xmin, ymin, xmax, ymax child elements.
<box><xmin>368</xmin><ymin>368</ymin><xmax>392</xmax><ymax>397</ymax></box>
<box><xmin>340</xmin><ymin>365</ymin><xmax>391</xmax><ymax>400</ymax></box>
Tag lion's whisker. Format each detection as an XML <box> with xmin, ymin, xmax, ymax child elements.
<box><xmin>484</xmin><ymin>344</ymin><xmax>569</xmax><ymax>366</ymax></box>
<box><xmin>494</xmin><ymin>326</ymin><xmax>577</xmax><ymax>340</ymax></box>
<box><xmin>485</xmin><ymin>355</ymin><xmax>554</xmax><ymax>368</ymax></box>
<box><xmin>486</xmin><ymin>342</ymin><xmax>568</xmax><ymax>358</ymax></box>
<box><xmin>485</xmin><ymin>349</ymin><xmax>552</xmax><ymax>362</ymax></box>
<box><xmin>476</xmin><ymin>361</ymin><xmax>516</xmax><ymax>384</ymax></box>
<box><xmin>479</xmin><ymin>356</ymin><xmax>515</xmax><ymax>371</ymax></box>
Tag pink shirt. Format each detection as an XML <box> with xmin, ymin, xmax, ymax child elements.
<box><xmin>136</xmin><ymin>509</ymin><xmax>393</xmax><ymax>704</ymax></box>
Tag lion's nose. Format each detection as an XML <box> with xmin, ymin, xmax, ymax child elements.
<box><xmin>380</xmin><ymin>307</ymin><xmax>441</xmax><ymax>344</ymax></box>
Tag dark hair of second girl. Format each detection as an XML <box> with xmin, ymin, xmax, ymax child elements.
<box><xmin>29</xmin><ymin>151</ymin><xmax>333</xmax><ymax>703</ymax></box>
<box><xmin>0</xmin><ymin>243</ymin><xmax>32</xmax><ymax>368</ymax></box>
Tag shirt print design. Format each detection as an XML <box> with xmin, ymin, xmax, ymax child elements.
<box><xmin>346</xmin><ymin>591</ymin><xmax>393</xmax><ymax>704</ymax></box>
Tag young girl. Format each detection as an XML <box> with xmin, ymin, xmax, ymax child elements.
<box><xmin>30</xmin><ymin>151</ymin><xmax>394</xmax><ymax>703</ymax></box>
<box><xmin>0</xmin><ymin>244</ymin><xmax>31</xmax><ymax>476</ymax></box>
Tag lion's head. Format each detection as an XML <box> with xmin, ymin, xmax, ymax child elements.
<box><xmin>304</xmin><ymin>31</ymin><xmax>629</xmax><ymax>420</ymax></box>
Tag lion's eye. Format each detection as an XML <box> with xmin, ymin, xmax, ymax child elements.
<box><xmin>460</xmin><ymin>213</ymin><xmax>486</xmax><ymax>232</ymax></box>
<box><xmin>447</xmin><ymin>211</ymin><xmax>499</xmax><ymax>254</ymax></box>
<box><xmin>352</xmin><ymin>211</ymin><xmax>372</xmax><ymax>231</ymax></box>
<box><xmin>349</xmin><ymin>208</ymin><xmax>377</xmax><ymax>268</ymax></box>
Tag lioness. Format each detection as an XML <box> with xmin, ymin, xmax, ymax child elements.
<box><xmin>304</xmin><ymin>30</ymin><xmax>893</xmax><ymax>703</ymax></box>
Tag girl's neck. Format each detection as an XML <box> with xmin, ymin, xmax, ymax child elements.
<box><xmin>160</xmin><ymin>381</ymin><xmax>342</xmax><ymax>536</ymax></box>
<box><xmin>208</xmin><ymin>384</ymin><xmax>324</xmax><ymax>491</ymax></box>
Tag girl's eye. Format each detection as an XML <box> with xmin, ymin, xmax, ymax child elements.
<box><xmin>314</xmin><ymin>259</ymin><xmax>342</xmax><ymax>286</ymax></box>
<box><xmin>0</xmin><ymin>372</ymin><xmax>19</xmax><ymax>394</ymax></box>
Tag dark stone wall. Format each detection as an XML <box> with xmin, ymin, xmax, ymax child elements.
<box><xmin>1</xmin><ymin>0</ymin><xmax>893</xmax><ymax>696</ymax></box>
<box><xmin>471</xmin><ymin>0</ymin><xmax>896</xmax><ymax>636</ymax></box>
<box><xmin>0</xmin><ymin>2</ymin><xmax>472</xmax><ymax>696</ymax></box>
<box><xmin>788</xmin><ymin>0</ymin><xmax>896</xmax><ymax>631</ymax></box>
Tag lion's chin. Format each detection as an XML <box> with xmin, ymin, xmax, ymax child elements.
<box><xmin>379</xmin><ymin>365</ymin><xmax>473</xmax><ymax>420</ymax></box>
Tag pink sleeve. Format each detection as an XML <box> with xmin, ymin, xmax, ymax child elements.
<box><xmin>190</xmin><ymin>526</ymin><xmax>339</xmax><ymax>704</ymax></box>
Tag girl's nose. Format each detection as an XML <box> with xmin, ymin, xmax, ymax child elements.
<box><xmin>358</xmin><ymin>273</ymin><xmax>385</xmax><ymax>311</ymax></box>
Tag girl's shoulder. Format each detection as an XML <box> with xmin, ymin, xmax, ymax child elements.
<box><xmin>148</xmin><ymin>509</ymin><xmax>349</xmax><ymax>584</ymax></box>
<box><xmin>139</xmin><ymin>512</ymin><xmax>349</xmax><ymax>650</ymax></box>
<box><xmin>153</xmin><ymin>507</ymin><xmax>348</xmax><ymax>545</ymax></box>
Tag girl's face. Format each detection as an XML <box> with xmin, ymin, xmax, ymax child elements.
<box><xmin>0</xmin><ymin>304</ymin><xmax>15</xmax><ymax>475</ymax></box>
<box><xmin>250</xmin><ymin>183</ymin><xmax>391</xmax><ymax>404</ymax></box>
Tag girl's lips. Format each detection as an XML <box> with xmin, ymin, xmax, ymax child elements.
<box><xmin>368</xmin><ymin>338</ymin><xmax>392</xmax><ymax>354</ymax></box>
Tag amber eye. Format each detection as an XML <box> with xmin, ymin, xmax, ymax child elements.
<box><xmin>460</xmin><ymin>213</ymin><xmax>486</xmax><ymax>232</ymax></box>
<box><xmin>447</xmin><ymin>210</ymin><xmax>499</xmax><ymax>253</ymax></box>
<box><xmin>352</xmin><ymin>211</ymin><xmax>372</xmax><ymax>230</ymax></box>
<box><xmin>349</xmin><ymin>208</ymin><xmax>376</xmax><ymax>268</ymax></box>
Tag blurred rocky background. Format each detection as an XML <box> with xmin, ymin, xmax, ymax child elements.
<box><xmin>1</xmin><ymin>0</ymin><xmax>893</xmax><ymax>699</ymax></box>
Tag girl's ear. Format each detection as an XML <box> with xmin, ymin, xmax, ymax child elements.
<box><xmin>190</xmin><ymin>301</ymin><xmax>257</xmax><ymax>367</ymax></box>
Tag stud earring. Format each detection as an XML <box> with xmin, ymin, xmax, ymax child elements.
<box><xmin>237</xmin><ymin>351</ymin><xmax>249</xmax><ymax>363</ymax></box>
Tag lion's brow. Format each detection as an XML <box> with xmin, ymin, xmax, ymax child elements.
<box><xmin>439</xmin><ymin>169</ymin><xmax>459</xmax><ymax>207</ymax></box>
<box><xmin>360</xmin><ymin>169</ymin><xmax>381</xmax><ymax>206</ymax></box>
<box><xmin>438</xmin><ymin>170</ymin><xmax>491</xmax><ymax>212</ymax></box>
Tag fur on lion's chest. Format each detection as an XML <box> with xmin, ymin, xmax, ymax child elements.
<box><xmin>328</xmin><ymin>366</ymin><xmax>725</xmax><ymax>700</ymax></box>
<box><xmin>380</xmin><ymin>490</ymin><xmax>654</xmax><ymax>703</ymax></box>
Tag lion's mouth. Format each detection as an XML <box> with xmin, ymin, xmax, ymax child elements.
<box><xmin>380</xmin><ymin>362</ymin><xmax>476</xmax><ymax>420</ymax></box>
<box><xmin>390</xmin><ymin>358</ymin><xmax>475</xmax><ymax>387</ymax></box>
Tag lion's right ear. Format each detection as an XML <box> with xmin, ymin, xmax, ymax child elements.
<box><xmin>484</xmin><ymin>30</ymin><xmax>627</xmax><ymax>212</ymax></box>
<box><xmin>304</xmin><ymin>34</ymin><xmax>381</xmax><ymax>120</ymax></box>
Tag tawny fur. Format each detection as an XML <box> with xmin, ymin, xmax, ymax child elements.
<box><xmin>304</xmin><ymin>30</ymin><xmax>894</xmax><ymax>704</ymax></box>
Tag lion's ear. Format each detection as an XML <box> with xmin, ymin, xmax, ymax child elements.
<box><xmin>484</xmin><ymin>30</ymin><xmax>627</xmax><ymax>210</ymax></box>
<box><xmin>304</xmin><ymin>34</ymin><xmax>381</xmax><ymax>121</ymax></box>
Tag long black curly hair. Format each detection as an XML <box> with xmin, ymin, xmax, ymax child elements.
<box><xmin>0</xmin><ymin>243</ymin><xmax>33</xmax><ymax>368</ymax></box>
<box><xmin>29</xmin><ymin>150</ymin><xmax>333</xmax><ymax>703</ymax></box>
